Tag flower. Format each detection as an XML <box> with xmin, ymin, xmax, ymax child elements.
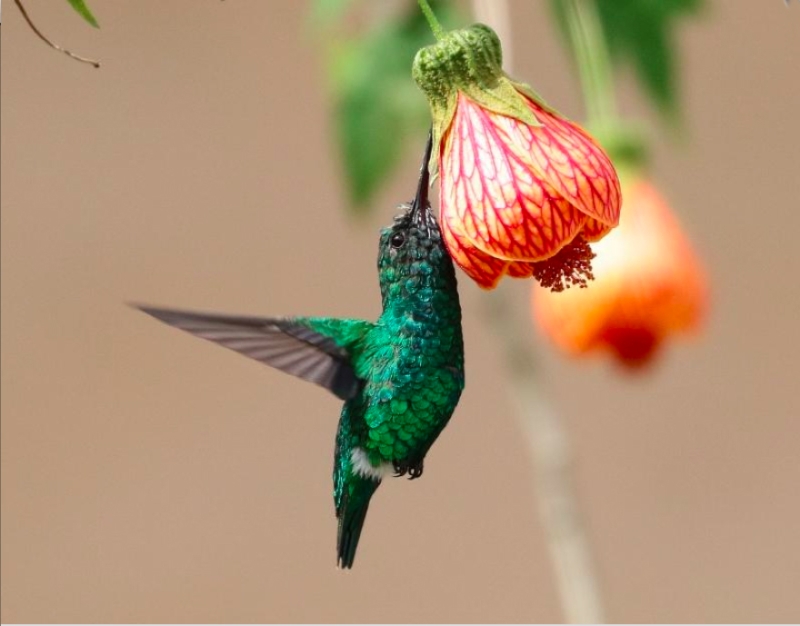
<box><xmin>532</xmin><ymin>176</ymin><xmax>708</xmax><ymax>368</ymax></box>
<box><xmin>413</xmin><ymin>24</ymin><xmax>621</xmax><ymax>290</ymax></box>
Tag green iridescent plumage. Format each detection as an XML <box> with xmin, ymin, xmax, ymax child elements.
<box><xmin>134</xmin><ymin>134</ymin><xmax>464</xmax><ymax>569</ymax></box>
<box><xmin>332</xmin><ymin>189</ymin><xmax>464</xmax><ymax>567</ymax></box>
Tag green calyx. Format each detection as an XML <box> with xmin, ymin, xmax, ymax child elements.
<box><xmin>412</xmin><ymin>23</ymin><xmax>546</xmax><ymax>171</ymax></box>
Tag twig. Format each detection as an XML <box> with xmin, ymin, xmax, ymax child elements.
<box><xmin>417</xmin><ymin>0</ymin><xmax>445</xmax><ymax>41</ymax></box>
<box><xmin>13</xmin><ymin>0</ymin><xmax>100</xmax><ymax>68</ymax></box>
<box><xmin>484</xmin><ymin>291</ymin><xmax>606</xmax><ymax>624</ymax></box>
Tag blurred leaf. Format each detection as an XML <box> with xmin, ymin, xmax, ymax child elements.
<box><xmin>550</xmin><ymin>0</ymin><xmax>703</xmax><ymax>123</ymax></box>
<box><xmin>321</xmin><ymin>0</ymin><xmax>459</xmax><ymax>214</ymax></box>
<box><xmin>66</xmin><ymin>0</ymin><xmax>100</xmax><ymax>28</ymax></box>
<box><xmin>310</xmin><ymin>0</ymin><xmax>356</xmax><ymax>28</ymax></box>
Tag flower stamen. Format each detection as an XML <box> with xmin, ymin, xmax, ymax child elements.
<box><xmin>531</xmin><ymin>236</ymin><xmax>596</xmax><ymax>292</ymax></box>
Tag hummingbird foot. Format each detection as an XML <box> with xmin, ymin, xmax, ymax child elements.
<box><xmin>393</xmin><ymin>459</ymin><xmax>424</xmax><ymax>480</ymax></box>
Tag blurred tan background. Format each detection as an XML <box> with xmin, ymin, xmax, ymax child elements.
<box><xmin>2</xmin><ymin>0</ymin><xmax>799</xmax><ymax>622</ymax></box>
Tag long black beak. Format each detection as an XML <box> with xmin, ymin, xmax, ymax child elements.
<box><xmin>410</xmin><ymin>130</ymin><xmax>434</xmax><ymax>226</ymax></box>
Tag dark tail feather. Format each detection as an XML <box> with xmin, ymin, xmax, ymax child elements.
<box><xmin>337</xmin><ymin>477</ymin><xmax>380</xmax><ymax>569</ymax></box>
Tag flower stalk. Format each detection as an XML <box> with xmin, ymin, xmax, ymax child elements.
<box><xmin>484</xmin><ymin>291</ymin><xmax>606</xmax><ymax>623</ymax></box>
<box><xmin>563</xmin><ymin>0</ymin><xmax>617</xmax><ymax>130</ymax></box>
<box><xmin>417</xmin><ymin>0</ymin><xmax>446</xmax><ymax>41</ymax></box>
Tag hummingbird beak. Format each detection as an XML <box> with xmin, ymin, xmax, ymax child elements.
<box><xmin>410</xmin><ymin>130</ymin><xmax>434</xmax><ymax>228</ymax></box>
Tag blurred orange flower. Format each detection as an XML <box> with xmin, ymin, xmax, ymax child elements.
<box><xmin>532</xmin><ymin>176</ymin><xmax>708</xmax><ymax>368</ymax></box>
<box><xmin>413</xmin><ymin>24</ymin><xmax>621</xmax><ymax>291</ymax></box>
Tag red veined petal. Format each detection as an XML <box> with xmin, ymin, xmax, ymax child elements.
<box><xmin>439</xmin><ymin>206</ymin><xmax>508</xmax><ymax>289</ymax></box>
<box><xmin>441</xmin><ymin>94</ymin><xmax>587</xmax><ymax>262</ymax></box>
<box><xmin>506</xmin><ymin>261</ymin><xmax>534</xmax><ymax>278</ymax></box>
<box><xmin>582</xmin><ymin>217</ymin><xmax>615</xmax><ymax>242</ymax></box>
<box><xmin>493</xmin><ymin>95</ymin><xmax>621</xmax><ymax>228</ymax></box>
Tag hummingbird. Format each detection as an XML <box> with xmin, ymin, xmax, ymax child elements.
<box><xmin>134</xmin><ymin>133</ymin><xmax>465</xmax><ymax>568</ymax></box>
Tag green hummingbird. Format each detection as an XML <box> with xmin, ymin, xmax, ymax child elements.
<box><xmin>134</xmin><ymin>133</ymin><xmax>465</xmax><ymax>568</ymax></box>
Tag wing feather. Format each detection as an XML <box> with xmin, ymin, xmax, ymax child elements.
<box><xmin>134</xmin><ymin>305</ymin><xmax>363</xmax><ymax>400</ymax></box>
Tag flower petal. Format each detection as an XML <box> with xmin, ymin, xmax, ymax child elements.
<box><xmin>506</xmin><ymin>261</ymin><xmax>534</xmax><ymax>278</ymax></box>
<box><xmin>581</xmin><ymin>217</ymin><xmax>615</xmax><ymax>242</ymax></box>
<box><xmin>532</xmin><ymin>270</ymin><xmax>624</xmax><ymax>355</ymax></box>
<box><xmin>495</xmin><ymin>95</ymin><xmax>621</xmax><ymax>228</ymax></box>
<box><xmin>440</xmin><ymin>207</ymin><xmax>508</xmax><ymax>289</ymax></box>
<box><xmin>532</xmin><ymin>177</ymin><xmax>707</xmax><ymax>367</ymax></box>
<box><xmin>441</xmin><ymin>94</ymin><xmax>587</xmax><ymax>262</ymax></box>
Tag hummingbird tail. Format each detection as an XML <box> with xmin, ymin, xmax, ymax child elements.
<box><xmin>337</xmin><ymin>476</ymin><xmax>380</xmax><ymax>569</ymax></box>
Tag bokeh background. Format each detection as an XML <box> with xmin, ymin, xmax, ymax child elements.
<box><xmin>2</xmin><ymin>0</ymin><xmax>799</xmax><ymax>622</ymax></box>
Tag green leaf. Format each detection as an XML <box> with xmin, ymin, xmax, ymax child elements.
<box><xmin>320</xmin><ymin>0</ymin><xmax>460</xmax><ymax>214</ymax></box>
<box><xmin>66</xmin><ymin>0</ymin><xmax>100</xmax><ymax>28</ymax></box>
<box><xmin>550</xmin><ymin>0</ymin><xmax>704</xmax><ymax>123</ymax></box>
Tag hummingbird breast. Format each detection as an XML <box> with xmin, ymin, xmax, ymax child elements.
<box><xmin>356</xmin><ymin>310</ymin><xmax>464</xmax><ymax>469</ymax></box>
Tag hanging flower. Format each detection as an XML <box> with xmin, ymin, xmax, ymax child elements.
<box><xmin>412</xmin><ymin>24</ymin><xmax>621</xmax><ymax>290</ymax></box>
<box><xmin>532</xmin><ymin>175</ymin><xmax>708</xmax><ymax>368</ymax></box>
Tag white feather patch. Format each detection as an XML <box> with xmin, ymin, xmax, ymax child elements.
<box><xmin>350</xmin><ymin>447</ymin><xmax>392</xmax><ymax>481</ymax></box>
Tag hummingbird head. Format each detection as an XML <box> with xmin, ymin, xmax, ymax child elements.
<box><xmin>377</xmin><ymin>132</ymin><xmax>457</xmax><ymax>307</ymax></box>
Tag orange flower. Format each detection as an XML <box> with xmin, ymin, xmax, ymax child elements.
<box><xmin>532</xmin><ymin>177</ymin><xmax>708</xmax><ymax>368</ymax></box>
<box><xmin>413</xmin><ymin>24</ymin><xmax>621</xmax><ymax>290</ymax></box>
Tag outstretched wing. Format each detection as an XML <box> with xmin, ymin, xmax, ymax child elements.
<box><xmin>134</xmin><ymin>305</ymin><xmax>364</xmax><ymax>400</ymax></box>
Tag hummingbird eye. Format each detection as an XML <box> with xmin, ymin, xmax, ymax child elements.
<box><xmin>390</xmin><ymin>232</ymin><xmax>406</xmax><ymax>249</ymax></box>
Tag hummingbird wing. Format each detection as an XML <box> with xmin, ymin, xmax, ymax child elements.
<box><xmin>134</xmin><ymin>305</ymin><xmax>367</xmax><ymax>400</ymax></box>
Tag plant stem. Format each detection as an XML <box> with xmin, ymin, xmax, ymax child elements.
<box><xmin>13</xmin><ymin>0</ymin><xmax>100</xmax><ymax>68</ymax></box>
<box><xmin>483</xmin><ymin>290</ymin><xmax>606</xmax><ymax>624</ymax></box>
<box><xmin>417</xmin><ymin>0</ymin><xmax>446</xmax><ymax>41</ymax></box>
<box><xmin>563</xmin><ymin>0</ymin><xmax>616</xmax><ymax>128</ymax></box>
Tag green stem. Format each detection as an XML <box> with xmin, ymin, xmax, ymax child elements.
<box><xmin>417</xmin><ymin>0</ymin><xmax>446</xmax><ymax>41</ymax></box>
<box><xmin>564</xmin><ymin>0</ymin><xmax>616</xmax><ymax>128</ymax></box>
